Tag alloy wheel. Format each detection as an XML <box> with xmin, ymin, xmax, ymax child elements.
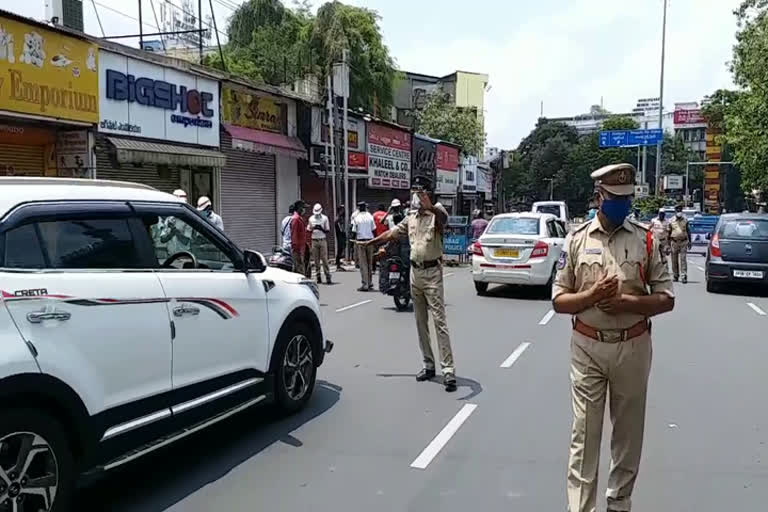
<box><xmin>283</xmin><ymin>334</ymin><xmax>314</xmax><ymax>401</ymax></box>
<box><xmin>0</xmin><ymin>432</ymin><xmax>58</xmax><ymax>512</ymax></box>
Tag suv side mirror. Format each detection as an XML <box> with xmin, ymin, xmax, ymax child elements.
<box><xmin>244</xmin><ymin>249</ymin><xmax>267</xmax><ymax>273</ymax></box>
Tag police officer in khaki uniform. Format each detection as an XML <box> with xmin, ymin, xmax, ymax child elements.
<box><xmin>668</xmin><ymin>204</ymin><xmax>691</xmax><ymax>283</ymax></box>
<box><xmin>552</xmin><ymin>163</ymin><xmax>675</xmax><ymax>512</ymax></box>
<box><xmin>650</xmin><ymin>208</ymin><xmax>671</xmax><ymax>268</ymax></box>
<box><xmin>362</xmin><ymin>176</ymin><xmax>457</xmax><ymax>392</ymax></box>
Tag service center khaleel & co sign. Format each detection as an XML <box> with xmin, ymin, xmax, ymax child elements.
<box><xmin>367</xmin><ymin>122</ymin><xmax>411</xmax><ymax>189</ymax></box>
<box><xmin>0</xmin><ymin>15</ymin><xmax>99</xmax><ymax>123</ymax></box>
<box><xmin>98</xmin><ymin>51</ymin><xmax>220</xmax><ymax>147</ymax></box>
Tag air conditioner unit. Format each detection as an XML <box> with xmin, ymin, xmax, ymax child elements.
<box><xmin>46</xmin><ymin>0</ymin><xmax>84</xmax><ymax>32</ymax></box>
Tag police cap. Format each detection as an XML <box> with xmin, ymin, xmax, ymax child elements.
<box><xmin>590</xmin><ymin>163</ymin><xmax>636</xmax><ymax>196</ymax></box>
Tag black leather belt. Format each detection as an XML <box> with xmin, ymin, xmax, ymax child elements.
<box><xmin>411</xmin><ymin>259</ymin><xmax>441</xmax><ymax>269</ymax></box>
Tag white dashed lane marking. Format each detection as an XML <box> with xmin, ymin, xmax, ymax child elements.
<box><xmin>538</xmin><ymin>309</ymin><xmax>555</xmax><ymax>325</ymax></box>
<box><xmin>410</xmin><ymin>404</ymin><xmax>478</xmax><ymax>470</ymax></box>
<box><xmin>335</xmin><ymin>300</ymin><xmax>372</xmax><ymax>313</ymax></box>
<box><xmin>500</xmin><ymin>342</ymin><xmax>531</xmax><ymax>368</ymax></box>
<box><xmin>747</xmin><ymin>303</ymin><xmax>767</xmax><ymax>316</ymax></box>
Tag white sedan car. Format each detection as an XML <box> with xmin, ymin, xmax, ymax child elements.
<box><xmin>471</xmin><ymin>212</ymin><xmax>567</xmax><ymax>295</ymax></box>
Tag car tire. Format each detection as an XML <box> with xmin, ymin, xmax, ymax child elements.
<box><xmin>474</xmin><ymin>281</ymin><xmax>489</xmax><ymax>296</ymax></box>
<box><xmin>706</xmin><ymin>279</ymin><xmax>721</xmax><ymax>294</ymax></box>
<box><xmin>0</xmin><ymin>408</ymin><xmax>75</xmax><ymax>512</ymax></box>
<box><xmin>274</xmin><ymin>322</ymin><xmax>318</xmax><ymax>414</ymax></box>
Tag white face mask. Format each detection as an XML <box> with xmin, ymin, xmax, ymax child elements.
<box><xmin>676</xmin><ymin>212</ymin><xmax>683</xmax><ymax>218</ymax></box>
<box><xmin>411</xmin><ymin>193</ymin><xmax>421</xmax><ymax>210</ymax></box>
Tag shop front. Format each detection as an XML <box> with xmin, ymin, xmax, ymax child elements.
<box><xmin>363</xmin><ymin>121</ymin><xmax>411</xmax><ymax>208</ymax></box>
<box><xmin>94</xmin><ymin>49</ymin><xmax>224</xmax><ymax>209</ymax></box>
<box><xmin>0</xmin><ymin>12</ymin><xmax>99</xmax><ymax>178</ymax></box>
<box><xmin>435</xmin><ymin>142</ymin><xmax>460</xmax><ymax>214</ymax></box>
<box><xmin>459</xmin><ymin>155</ymin><xmax>479</xmax><ymax>216</ymax></box>
<box><xmin>220</xmin><ymin>84</ymin><xmax>307</xmax><ymax>252</ymax></box>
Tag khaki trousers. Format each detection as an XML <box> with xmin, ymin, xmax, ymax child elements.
<box><xmin>670</xmin><ymin>239</ymin><xmax>688</xmax><ymax>279</ymax></box>
<box><xmin>311</xmin><ymin>239</ymin><xmax>331</xmax><ymax>280</ymax></box>
<box><xmin>567</xmin><ymin>331</ymin><xmax>652</xmax><ymax>512</ymax></box>
<box><xmin>411</xmin><ymin>265</ymin><xmax>455</xmax><ymax>375</ymax></box>
<box><xmin>291</xmin><ymin>249</ymin><xmax>305</xmax><ymax>275</ymax></box>
<box><xmin>356</xmin><ymin>243</ymin><xmax>374</xmax><ymax>287</ymax></box>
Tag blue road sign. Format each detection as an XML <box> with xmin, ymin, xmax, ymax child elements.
<box><xmin>599</xmin><ymin>129</ymin><xmax>663</xmax><ymax>148</ymax></box>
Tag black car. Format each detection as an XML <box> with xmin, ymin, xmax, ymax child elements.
<box><xmin>706</xmin><ymin>213</ymin><xmax>768</xmax><ymax>292</ymax></box>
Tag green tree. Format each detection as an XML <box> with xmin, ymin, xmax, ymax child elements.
<box><xmin>706</xmin><ymin>1</ymin><xmax>768</xmax><ymax>194</ymax></box>
<box><xmin>309</xmin><ymin>1</ymin><xmax>398</xmax><ymax>113</ymax></box>
<box><xmin>415</xmin><ymin>94</ymin><xmax>485</xmax><ymax>157</ymax></box>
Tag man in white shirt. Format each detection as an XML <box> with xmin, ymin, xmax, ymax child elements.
<box><xmin>197</xmin><ymin>196</ymin><xmax>224</xmax><ymax>231</ymax></box>
<box><xmin>307</xmin><ymin>203</ymin><xmax>332</xmax><ymax>284</ymax></box>
<box><xmin>280</xmin><ymin>204</ymin><xmax>295</xmax><ymax>250</ymax></box>
<box><xmin>352</xmin><ymin>201</ymin><xmax>376</xmax><ymax>291</ymax></box>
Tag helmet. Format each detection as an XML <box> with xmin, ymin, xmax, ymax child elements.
<box><xmin>197</xmin><ymin>196</ymin><xmax>212</xmax><ymax>211</ymax></box>
<box><xmin>390</xmin><ymin>199</ymin><xmax>401</xmax><ymax>208</ymax></box>
<box><xmin>172</xmin><ymin>189</ymin><xmax>187</xmax><ymax>201</ymax></box>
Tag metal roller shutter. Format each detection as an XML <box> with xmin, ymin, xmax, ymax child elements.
<box><xmin>220</xmin><ymin>130</ymin><xmax>277</xmax><ymax>253</ymax></box>
<box><xmin>94</xmin><ymin>136</ymin><xmax>180</xmax><ymax>192</ymax></box>
<box><xmin>356</xmin><ymin>181</ymin><xmax>409</xmax><ymax>211</ymax></box>
<box><xmin>0</xmin><ymin>144</ymin><xmax>45</xmax><ymax>176</ymax></box>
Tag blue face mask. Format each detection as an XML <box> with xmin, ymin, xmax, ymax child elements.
<box><xmin>600</xmin><ymin>197</ymin><xmax>632</xmax><ymax>225</ymax></box>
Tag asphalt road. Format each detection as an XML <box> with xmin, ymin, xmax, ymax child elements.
<box><xmin>75</xmin><ymin>254</ymin><xmax>768</xmax><ymax>511</ymax></box>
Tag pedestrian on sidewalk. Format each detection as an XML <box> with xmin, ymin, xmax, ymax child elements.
<box><xmin>281</xmin><ymin>204</ymin><xmax>295</xmax><ymax>250</ymax></box>
<box><xmin>552</xmin><ymin>163</ymin><xmax>675</xmax><ymax>512</ymax></box>
<box><xmin>669</xmin><ymin>203</ymin><xmax>691</xmax><ymax>283</ymax></box>
<box><xmin>335</xmin><ymin>205</ymin><xmax>347</xmax><ymax>270</ymax></box>
<box><xmin>352</xmin><ymin>201</ymin><xmax>375</xmax><ymax>291</ymax></box>
<box><xmin>307</xmin><ymin>203</ymin><xmax>332</xmax><ymax>284</ymax></box>
<box><xmin>361</xmin><ymin>176</ymin><xmax>457</xmax><ymax>392</ymax></box>
<box><xmin>373</xmin><ymin>203</ymin><xmax>389</xmax><ymax>237</ymax></box>
<box><xmin>290</xmin><ymin>200</ymin><xmax>308</xmax><ymax>275</ymax></box>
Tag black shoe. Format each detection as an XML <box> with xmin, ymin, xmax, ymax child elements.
<box><xmin>326</xmin><ymin>277</ymin><xmax>333</xmax><ymax>285</ymax></box>
<box><xmin>368</xmin><ymin>284</ymin><xmax>375</xmax><ymax>291</ymax></box>
<box><xmin>357</xmin><ymin>286</ymin><xmax>368</xmax><ymax>292</ymax></box>
<box><xmin>673</xmin><ymin>276</ymin><xmax>679</xmax><ymax>282</ymax></box>
<box><xmin>682</xmin><ymin>276</ymin><xmax>688</xmax><ymax>284</ymax></box>
<box><xmin>444</xmin><ymin>374</ymin><xmax>457</xmax><ymax>392</ymax></box>
<box><xmin>416</xmin><ymin>368</ymin><xmax>436</xmax><ymax>382</ymax></box>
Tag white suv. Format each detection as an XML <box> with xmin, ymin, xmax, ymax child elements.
<box><xmin>0</xmin><ymin>178</ymin><xmax>332</xmax><ymax>511</ymax></box>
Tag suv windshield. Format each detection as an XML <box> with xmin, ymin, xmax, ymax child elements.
<box><xmin>536</xmin><ymin>205</ymin><xmax>561</xmax><ymax>217</ymax></box>
<box><xmin>486</xmin><ymin>217</ymin><xmax>540</xmax><ymax>235</ymax></box>
<box><xmin>718</xmin><ymin>219</ymin><xmax>768</xmax><ymax>239</ymax></box>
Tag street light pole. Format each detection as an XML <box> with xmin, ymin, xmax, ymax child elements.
<box><xmin>655</xmin><ymin>0</ymin><xmax>668</xmax><ymax>196</ymax></box>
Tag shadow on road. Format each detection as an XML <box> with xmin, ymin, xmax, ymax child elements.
<box><xmin>709</xmin><ymin>283</ymin><xmax>768</xmax><ymax>298</ymax></box>
<box><xmin>376</xmin><ymin>373</ymin><xmax>483</xmax><ymax>401</ymax></box>
<box><xmin>74</xmin><ymin>380</ymin><xmax>342</xmax><ymax>512</ymax></box>
<box><xmin>483</xmin><ymin>284</ymin><xmax>551</xmax><ymax>301</ymax></box>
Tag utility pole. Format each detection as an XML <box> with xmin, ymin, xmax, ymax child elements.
<box><xmin>327</xmin><ymin>74</ymin><xmax>337</xmax><ymax>224</ymax></box>
<box><xmin>342</xmin><ymin>49</ymin><xmax>350</xmax><ymax>247</ymax></box>
<box><xmin>138</xmin><ymin>0</ymin><xmax>144</xmax><ymax>49</ymax></box>
<box><xmin>655</xmin><ymin>0</ymin><xmax>668</xmax><ymax>196</ymax></box>
<box><xmin>198</xmin><ymin>0</ymin><xmax>203</xmax><ymax>63</ymax></box>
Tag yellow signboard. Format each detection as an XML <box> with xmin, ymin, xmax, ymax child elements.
<box><xmin>221</xmin><ymin>86</ymin><xmax>283</xmax><ymax>133</ymax></box>
<box><xmin>0</xmin><ymin>16</ymin><xmax>98</xmax><ymax>123</ymax></box>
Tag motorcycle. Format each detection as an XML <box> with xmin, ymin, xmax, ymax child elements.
<box><xmin>380</xmin><ymin>255</ymin><xmax>411</xmax><ymax>311</ymax></box>
<box><xmin>268</xmin><ymin>245</ymin><xmax>294</xmax><ymax>272</ymax></box>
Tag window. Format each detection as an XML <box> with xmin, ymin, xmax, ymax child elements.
<box><xmin>536</xmin><ymin>205</ymin><xmax>561</xmax><ymax>217</ymax></box>
<box><xmin>555</xmin><ymin>221</ymin><xmax>567</xmax><ymax>238</ymax></box>
<box><xmin>546</xmin><ymin>220</ymin><xmax>558</xmax><ymax>238</ymax></box>
<box><xmin>3</xmin><ymin>224</ymin><xmax>46</xmax><ymax>268</ymax></box>
<box><xmin>36</xmin><ymin>218</ymin><xmax>143</xmax><ymax>269</ymax></box>
<box><xmin>719</xmin><ymin>219</ymin><xmax>768</xmax><ymax>240</ymax></box>
<box><xmin>141</xmin><ymin>213</ymin><xmax>235</xmax><ymax>270</ymax></box>
<box><xmin>486</xmin><ymin>217</ymin><xmax>540</xmax><ymax>235</ymax></box>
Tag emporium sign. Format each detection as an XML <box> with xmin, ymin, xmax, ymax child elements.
<box><xmin>98</xmin><ymin>50</ymin><xmax>220</xmax><ymax>147</ymax></box>
<box><xmin>367</xmin><ymin>122</ymin><xmax>411</xmax><ymax>189</ymax></box>
<box><xmin>0</xmin><ymin>15</ymin><xmax>99</xmax><ymax>123</ymax></box>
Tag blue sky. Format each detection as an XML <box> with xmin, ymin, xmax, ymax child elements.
<box><xmin>4</xmin><ymin>0</ymin><xmax>740</xmax><ymax>148</ymax></box>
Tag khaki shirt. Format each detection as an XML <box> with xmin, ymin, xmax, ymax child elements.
<box><xmin>553</xmin><ymin>217</ymin><xmax>674</xmax><ymax>330</ymax></box>
<box><xmin>650</xmin><ymin>217</ymin><xmax>671</xmax><ymax>243</ymax></box>
<box><xmin>395</xmin><ymin>203</ymin><xmax>448</xmax><ymax>264</ymax></box>
<box><xmin>669</xmin><ymin>216</ymin><xmax>689</xmax><ymax>241</ymax></box>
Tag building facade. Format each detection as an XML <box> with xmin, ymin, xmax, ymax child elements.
<box><xmin>0</xmin><ymin>12</ymin><xmax>99</xmax><ymax>179</ymax></box>
<box><xmin>673</xmin><ymin>102</ymin><xmax>707</xmax><ymax>161</ymax></box>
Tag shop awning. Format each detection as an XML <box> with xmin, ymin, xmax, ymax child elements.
<box><xmin>107</xmin><ymin>137</ymin><xmax>227</xmax><ymax>168</ymax></box>
<box><xmin>224</xmin><ymin>124</ymin><xmax>307</xmax><ymax>160</ymax></box>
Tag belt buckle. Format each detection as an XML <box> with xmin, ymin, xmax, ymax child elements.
<box><xmin>598</xmin><ymin>330</ymin><xmax>623</xmax><ymax>343</ymax></box>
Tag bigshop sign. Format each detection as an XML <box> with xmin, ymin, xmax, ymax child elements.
<box><xmin>98</xmin><ymin>51</ymin><xmax>220</xmax><ymax>146</ymax></box>
<box><xmin>367</xmin><ymin>122</ymin><xmax>411</xmax><ymax>189</ymax></box>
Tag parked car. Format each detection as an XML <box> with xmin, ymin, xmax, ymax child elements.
<box><xmin>0</xmin><ymin>177</ymin><xmax>332</xmax><ymax>511</ymax></box>
<box><xmin>705</xmin><ymin>213</ymin><xmax>768</xmax><ymax>293</ymax></box>
<box><xmin>470</xmin><ymin>212</ymin><xmax>566</xmax><ymax>295</ymax></box>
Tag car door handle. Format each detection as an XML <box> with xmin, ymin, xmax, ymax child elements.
<box><xmin>26</xmin><ymin>309</ymin><xmax>71</xmax><ymax>324</ymax></box>
<box><xmin>173</xmin><ymin>304</ymin><xmax>200</xmax><ymax>317</ymax></box>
